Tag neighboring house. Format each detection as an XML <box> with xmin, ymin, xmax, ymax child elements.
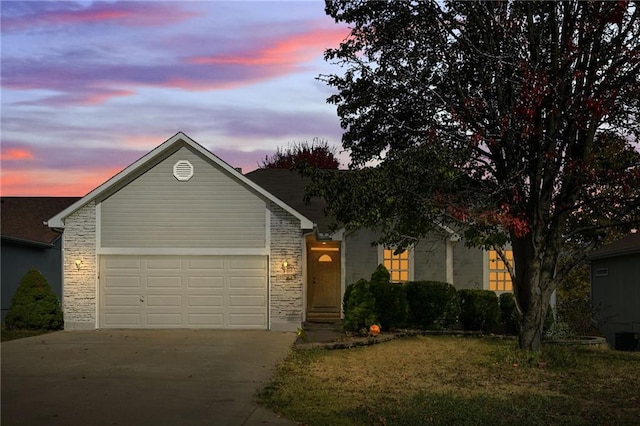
<box><xmin>47</xmin><ymin>132</ymin><xmax>512</xmax><ymax>331</ymax></box>
<box><xmin>1</xmin><ymin>197</ymin><xmax>80</xmax><ymax>321</ymax></box>
<box><xmin>587</xmin><ymin>232</ymin><xmax>640</xmax><ymax>350</ymax></box>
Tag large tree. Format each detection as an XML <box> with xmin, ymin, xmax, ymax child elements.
<box><xmin>312</xmin><ymin>0</ymin><xmax>640</xmax><ymax>350</ymax></box>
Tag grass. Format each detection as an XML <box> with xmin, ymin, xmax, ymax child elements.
<box><xmin>259</xmin><ymin>335</ymin><xmax>640</xmax><ymax>425</ymax></box>
<box><xmin>0</xmin><ymin>325</ymin><xmax>52</xmax><ymax>342</ymax></box>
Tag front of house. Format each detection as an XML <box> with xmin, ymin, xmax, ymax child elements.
<box><xmin>48</xmin><ymin>132</ymin><xmax>513</xmax><ymax>331</ymax></box>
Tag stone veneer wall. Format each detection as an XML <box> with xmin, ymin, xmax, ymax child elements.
<box><xmin>62</xmin><ymin>201</ymin><xmax>97</xmax><ymax>330</ymax></box>
<box><xmin>269</xmin><ymin>204</ymin><xmax>304</xmax><ymax>331</ymax></box>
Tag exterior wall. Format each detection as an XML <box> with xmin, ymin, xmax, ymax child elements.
<box><xmin>452</xmin><ymin>243</ymin><xmax>486</xmax><ymax>290</ymax></box>
<box><xmin>62</xmin><ymin>202</ymin><xmax>97</xmax><ymax>330</ymax></box>
<box><xmin>591</xmin><ymin>253</ymin><xmax>640</xmax><ymax>348</ymax></box>
<box><xmin>269</xmin><ymin>204</ymin><xmax>304</xmax><ymax>331</ymax></box>
<box><xmin>413</xmin><ymin>235</ymin><xmax>448</xmax><ymax>282</ymax></box>
<box><xmin>0</xmin><ymin>239</ymin><xmax>63</xmax><ymax>322</ymax></box>
<box><xmin>344</xmin><ymin>228</ymin><xmax>380</xmax><ymax>285</ymax></box>
<box><xmin>100</xmin><ymin>147</ymin><xmax>266</xmax><ymax>249</ymax></box>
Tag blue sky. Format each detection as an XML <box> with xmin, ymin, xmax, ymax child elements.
<box><xmin>1</xmin><ymin>1</ymin><xmax>349</xmax><ymax>195</ymax></box>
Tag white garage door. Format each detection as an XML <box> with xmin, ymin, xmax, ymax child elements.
<box><xmin>99</xmin><ymin>255</ymin><xmax>267</xmax><ymax>329</ymax></box>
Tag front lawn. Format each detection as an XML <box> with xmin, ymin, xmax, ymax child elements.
<box><xmin>259</xmin><ymin>336</ymin><xmax>640</xmax><ymax>425</ymax></box>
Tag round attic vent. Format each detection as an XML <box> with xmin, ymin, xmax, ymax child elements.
<box><xmin>173</xmin><ymin>160</ymin><xmax>194</xmax><ymax>181</ymax></box>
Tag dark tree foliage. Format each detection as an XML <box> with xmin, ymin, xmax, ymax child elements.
<box><xmin>312</xmin><ymin>0</ymin><xmax>640</xmax><ymax>349</ymax></box>
<box><xmin>259</xmin><ymin>137</ymin><xmax>340</xmax><ymax>169</ymax></box>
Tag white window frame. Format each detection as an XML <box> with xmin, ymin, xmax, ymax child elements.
<box><xmin>377</xmin><ymin>245</ymin><xmax>415</xmax><ymax>283</ymax></box>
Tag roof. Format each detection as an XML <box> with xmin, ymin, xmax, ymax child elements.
<box><xmin>586</xmin><ymin>232</ymin><xmax>640</xmax><ymax>260</ymax></box>
<box><xmin>46</xmin><ymin>132</ymin><xmax>313</xmax><ymax>230</ymax></box>
<box><xmin>245</xmin><ymin>168</ymin><xmax>335</xmax><ymax>235</ymax></box>
<box><xmin>1</xmin><ymin>197</ymin><xmax>81</xmax><ymax>246</ymax></box>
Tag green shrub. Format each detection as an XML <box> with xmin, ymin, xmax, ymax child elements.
<box><xmin>343</xmin><ymin>278</ymin><xmax>378</xmax><ymax>332</ymax></box>
<box><xmin>458</xmin><ymin>289</ymin><xmax>500</xmax><ymax>331</ymax></box>
<box><xmin>405</xmin><ymin>281</ymin><xmax>459</xmax><ymax>329</ymax></box>
<box><xmin>368</xmin><ymin>265</ymin><xmax>407</xmax><ymax>330</ymax></box>
<box><xmin>499</xmin><ymin>293</ymin><xmax>520</xmax><ymax>335</ymax></box>
<box><xmin>5</xmin><ymin>269</ymin><xmax>63</xmax><ymax>331</ymax></box>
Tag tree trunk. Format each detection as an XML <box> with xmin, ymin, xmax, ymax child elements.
<box><xmin>511</xmin><ymin>229</ymin><xmax>557</xmax><ymax>351</ymax></box>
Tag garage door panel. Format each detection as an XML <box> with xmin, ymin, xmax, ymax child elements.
<box><xmin>146</xmin><ymin>276</ymin><xmax>183</xmax><ymax>288</ymax></box>
<box><xmin>146</xmin><ymin>295</ymin><xmax>182</xmax><ymax>307</ymax></box>
<box><xmin>104</xmin><ymin>257</ymin><xmax>141</xmax><ymax>270</ymax></box>
<box><xmin>188</xmin><ymin>257</ymin><xmax>224</xmax><ymax>269</ymax></box>
<box><xmin>100</xmin><ymin>255</ymin><xmax>267</xmax><ymax>329</ymax></box>
<box><xmin>104</xmin><ymin>313</ymin><xmax>141</xmax><ymax>327</ymax></box>
<box><xmin>188</xmin><ymin>313</ymin><xmax>224</xmax><ymax>326</ymax></box>
<box><xmin>104</xmin><ymin>276</ymin><xmax>141</xmax><ymax>289</ymax></box>
<box><xmin>146</xmin><ymin>257</ymin><xmax>182</xmax><ymax>269</ymax></box>
<box><xmin>229</xmin><ymin>256</ymin><xmax>265</xmax><ymax>270</ymax></box>
<box><xmin>229</xmin><ymin>295</ymin><xmax>265</xmax><ymax>306</ymax></box>
<box><xmin>146</xmin><ymin>313</ymin><xmax>182</xmax><ymax>326</ymax></box>
<box><xmin>188</xmin><ymin>295</ymin><xmax>223</xmax><ymax>306</ymax></box>
<box><xmin>228</xmin><ymin>313</ymin><xmax>265</xmax><ymax>327</ymax></box>
<box><xmin>188</xmin><ymin>276</ymin><xmax>224</xmax><ymax>288</ymax></box>
<box><xmin>104</xmin><ymin>295</ymin><xmax>140</xmax><ymax>307</ymax></box>
<box><xmin>230</xmin><ymin>276</ymin><xmax>265</xmax><ymax>289</ymax></box>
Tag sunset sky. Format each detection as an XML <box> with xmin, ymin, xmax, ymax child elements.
<box><xmin>1</xmin><ymin>1</ymin><xmax>350</xmax><ymax>196</ymax></box>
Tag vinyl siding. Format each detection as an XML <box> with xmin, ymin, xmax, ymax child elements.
<box><xmin>100</xmin><ymin>147</ymin><xmax>266</xmax><ymax>249</ymax></box>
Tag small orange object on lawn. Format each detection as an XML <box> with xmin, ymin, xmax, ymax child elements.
<box><xmin>369</xmin><ymin>324</ymin><xmax>381</xmax><ymax>336</ymax></box>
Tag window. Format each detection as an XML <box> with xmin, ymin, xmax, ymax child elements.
<box><xmin>381</xmin><ymin>248</ymin><xmax>411</xmax><ymax>283</ymax></box>
<box><xmin>488</xmin><ymin>250</ymin><xmax>513</xmax><ymax>291</ymax></box>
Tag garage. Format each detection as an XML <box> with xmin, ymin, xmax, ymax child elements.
<box><xmin>100</xmin><ymin>255</ymin><xmax>267</xmax><ymax>329</ymax></box>
<box><xmin>48</xmin><ymin>133</ymin><xmax>313</xmax><ymax>331</ymax></box>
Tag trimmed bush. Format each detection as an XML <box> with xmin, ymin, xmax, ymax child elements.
<box><xmin>5</xmin><ymin>269</ymin><xmax>63</xmax><ymax>330</ymax></box>
<box><xmin>405</xmin><ymin>281</ymin><xmax>459</xmax><ymax>329</ymax></box>
<box><xmin>368</xmin><ymin>265</ymin><xmax>407</xmax><ymax>330</ymax></box>
<box><xmin>458</xmin><ymin>289</ymin><xmax>500</xmax><ymax>331</ymax></box>
<box><xmin>343</xmin><ymin>278</ymin><xmax>378</xmax><ymax>332</ymax></box>
<box><xmin>499</xmin><ymin>292</ymin><xmax>520</xmax><ymax>335</ymax></box>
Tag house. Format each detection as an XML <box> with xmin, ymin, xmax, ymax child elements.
<box><xmin>245</xmin><ymin>169</ymin><xmax>513</xmax><ymax>322</ymax></box>
<box><xmin>1</xmin><ymin>197</ymin><xmax>80</xmax><ymax>321</ymax></box>
<box><xmin>587</xmin><ymin>232</ymin><xmax>640</xmax><ymax>350</ymax></box>
<box><xmin>47</xmin><ymin>132</ymin><xmax>513</xmax><ymax>331</ymax></box>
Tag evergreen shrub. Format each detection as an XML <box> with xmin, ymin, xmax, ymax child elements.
<box><xmin>499</xmin><ymin>292</ymin><xmax>520</xmax><ymax>335</ymax></box>
<box><xmin>343</xmin><ymin>278</ymin><xmax>378</xmax><ymax>332</ymax></box>
<box><xmin>405</xmin><ymin>281</ymin><xmax>459</xmax><ymax>329</ymax></box>
<box><xmin>368</xmin><ymin>265</ymin><xmax>407</xmax><ymax>330</ymax></box>
<box><xmin>458</xmin><ymin>289</ymin><xmax>499</xmax><ymax>331</ymax></box>
<box><xmin>5</xmin><ymin>269</ymin><xmax>63</xmax><ymax>330</ymax></box>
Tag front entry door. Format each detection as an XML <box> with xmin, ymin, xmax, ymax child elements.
<box><xmin>307</xmin><ymin>244</ymin><xmax>341</xmax><ymax>319</ymax></box>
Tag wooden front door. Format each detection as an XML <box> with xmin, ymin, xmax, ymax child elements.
<box><xmin>307</xmin><ymin>244</ymin><xmax>341</xmax><ymax>318</ymax></box>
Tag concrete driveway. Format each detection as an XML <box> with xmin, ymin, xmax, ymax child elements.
<box><xmin>1</xmin><ymin>330</ymin><xmax>297</xmax><ymax>425</ymax></box>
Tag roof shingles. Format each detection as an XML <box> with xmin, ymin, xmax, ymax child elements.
<box><xmin>1</xmin><ymin>197</ymin><xmax>80</xmax><ymax>245</ymax></box>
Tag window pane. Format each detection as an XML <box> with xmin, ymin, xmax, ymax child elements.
<box><xmin>488</xmin><ymin>250</ymin><xmax>513</xmax><ymax>292</ymax></box>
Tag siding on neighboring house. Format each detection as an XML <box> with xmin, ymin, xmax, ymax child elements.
<box><xmin>591</xmin><ymin>252</ymin><xmax>640</xmax><ymax>347</ymax></box>
<box><xmin>0</xmin><ymin>239</ymin><xmax>63</xmax><ymax>321</ymax></box>
<box><xmin>100</xmin><ymin>147</ymin><xmax>266</xmax><ymax>249</ymax></box>
<box><xmin>62</xmin><ymin>202</ymin><xmax>97</xmax><ymax>330</ymax></box>
<box><xmin>269</xmin><ymin>203</ymin><xmax>304</xmax><ymax>331</ymax></box>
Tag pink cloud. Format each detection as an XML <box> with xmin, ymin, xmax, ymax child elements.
<box><xmin>190</xmin><ymin>27</ymin><xmax>349</xmax><ymax>67</ymax></box>
<box><xmin>0</xmin><ymin>166</ymin><xmax>124</xmax><ymax>196</ymax></box>
<box><xmin>0</xmin><ymin>148</ymin><xmax>34</xmax><ymax>161</ymax></box>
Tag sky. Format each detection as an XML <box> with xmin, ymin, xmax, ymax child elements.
<box><xmin>1</xmin><ymin>0</ymin><xmax>350</xmax><ymax>196</ymax></box>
